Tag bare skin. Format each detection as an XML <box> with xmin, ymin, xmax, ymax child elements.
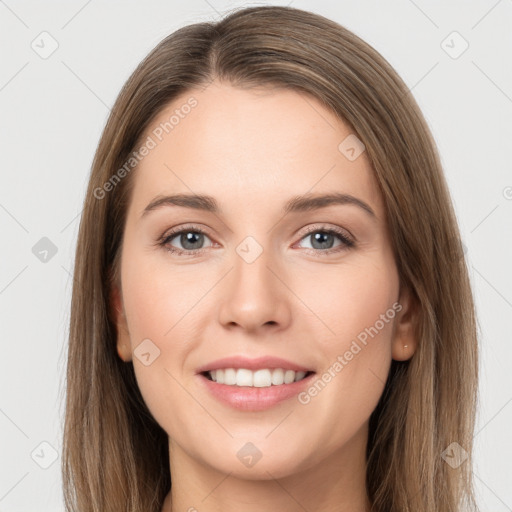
<box><xmin>112</xmin><ymin>80</ymin><xmax>417</xmax><ymax>512</ymax></box>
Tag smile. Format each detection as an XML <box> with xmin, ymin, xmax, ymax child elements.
<box><xmin>196</xmin><ymin>355</ymin><xmax>316</xmax><ymax>410</ymax></box>
<box><xmin>204</xmin><ymin>368</ymin><xmax>311</xmax><ymax>387</ymax></box>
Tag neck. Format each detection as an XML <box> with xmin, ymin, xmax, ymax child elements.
<box><xmin>162</xmin><ymin>424</ymin><xmax>371</xmax><ymax>512</ymax></box>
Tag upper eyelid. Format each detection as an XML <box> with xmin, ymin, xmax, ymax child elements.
<box><xmin>162</xmin><ymin>223</ymin><xmax>351</xmax><ymax>236</ymax></box>
<box><xmin>162</xmin><ymin>223</ymin><xmax>213</xmax><ymax>241</ymax></box>
<box><xmin>299</xmin><ymin>223</ymin><xmax>353</xmax><ymax>239</ymax></box>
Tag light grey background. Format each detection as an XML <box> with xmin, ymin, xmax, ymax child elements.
<box><xmin>1</xmin><ymin>1</ymin><xmax>511</xmax><ymax>510</ymax></box>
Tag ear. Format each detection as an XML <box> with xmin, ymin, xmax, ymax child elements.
<box><xmin>110</xmin><ymin>282</ymin><xmax>132</xmax><ymax>362</ymax></box>
<box><xmin>391</xmin><ymin>285</ymin><xmax>418</xmax><ymax>361</ymax></box>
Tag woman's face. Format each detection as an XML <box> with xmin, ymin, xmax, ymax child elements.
<box><xmin>112</xmin><ymin>80</ymin><xmax>415</xmax><ymax>480</ymax></box>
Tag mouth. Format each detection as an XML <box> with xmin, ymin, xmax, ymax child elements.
<box><xmin>195</xmin><ymin>355</ymin><xmax>316</xmax><ymax>410</ymax></box>
<box><xmin>198</xmin><ymin>368</ymin><xmax>316</xmax><ymax>411</ymax></box>
<box><xmin>201</xmin><ymin>368</ymin><xmax>315</xmax><ymax>387</ymax></box>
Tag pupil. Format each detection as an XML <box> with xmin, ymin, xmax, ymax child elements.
<box><xmin>181</xmin><ymin>232</ymin><xmax>203</xmax><ymax>250</ymax></box>
<box><xmin>312</xmin><ymin>232</ymin><xmax>333</xmax><ymax>249</ymax></box>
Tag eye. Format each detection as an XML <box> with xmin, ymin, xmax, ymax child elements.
<box><xmin>158</xmin><ymin>225</ymin><xmax>213</xmax><ymax>256</ymax></box>
<box><xmin>157</xmin><ymin>224</ymin><xmax>355</xmax><ymax>257</ymax></box>
<box><xmin>295</xmin><ymin>225</ymin><xmax>355</xmax><ymax>255</ymax></box>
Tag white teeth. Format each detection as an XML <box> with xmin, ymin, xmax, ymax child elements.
<box><xmin>224</xmin><ymin>368</ymin><xmax>237</xmax><ymax>385</ymax></box>
<box><xmin>271</xmin><ymin>368</ymin><xmax>284</xmax><ymax>385</ymax></box>
<box><xmin>207</xmin><ymin>368</ymin><xmax>310</xmax><ymax>387</ymax></box>
<box><xmin>284</xmin><ymin>370</ymin><xmax>295</xmax><ymax>384</ymax></box>
<box><xmin>253</xmin><ymin>369</ymin><xmax>272</xmax><ymax>387</ymax></box>
<box><xmin>236</xmin><ymin>369</ymin><xmax>253</xmax><ymax>386</ymax></box>
<box><xmin>294</xmin><ymin>371</ymin><xmax>306</xmax><ymax>382</ymax></box>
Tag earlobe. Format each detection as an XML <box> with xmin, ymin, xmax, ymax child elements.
<box><xmin>391</xmin><ymin>285</ymin><xmax>418</xmax><ymax>361</ymax></box>
<box><xmin>110</xmin><ymin>283</ymin><xmax>132</xmax><ymax>362</ymax></box>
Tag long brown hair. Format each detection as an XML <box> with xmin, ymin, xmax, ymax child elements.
<box><xmin>62</xmin><ymin>5</ymin><xmax>479</xmax><ymax>511</ymax></box>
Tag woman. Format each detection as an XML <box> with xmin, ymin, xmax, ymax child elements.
<box><xmin>62</xmin><ymin>5</ymin><xmax>479</xmax><ymax>511</ymax></box>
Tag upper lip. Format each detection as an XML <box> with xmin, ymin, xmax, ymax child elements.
<box><xmin>196</xmin><ymin>356</ymin><xmax>314</xmax><ymax>374</ymax></box>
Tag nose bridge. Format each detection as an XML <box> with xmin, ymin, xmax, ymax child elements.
<box><xmin>217</xmin><ymin>233</ymin><xmax>291</xmax><ymax>330</ymax></box>
<box><xmin>232</xmin><ymin>234</ymin><xmax>277</xmax><ymax>302</ymax></box>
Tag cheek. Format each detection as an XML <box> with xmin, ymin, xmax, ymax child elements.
<box><xmin>120</xmin><ymin>247</ymin><xmax>211</xmax><ymax>429</ymax></box>
<box><xmin>293</xmin><ymin>256</ymin><xmax>398</xmax><ymax>406</ymax></box>
<box><xmin>293</xmin><ymin>256</ymin><xmax>398</xmax><ymax>347</ymax></box>
<box><xmin>121</xmin><ymin>244</ymin><xmax>205</xmax><ymax>348</ymax></box>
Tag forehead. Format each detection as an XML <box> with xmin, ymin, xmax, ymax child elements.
<box><xmin>128</xmin><ymin>81</ymin><xmax>383</xmax><ymax>217</ymax></box>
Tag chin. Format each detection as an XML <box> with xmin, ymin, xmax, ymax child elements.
<box><xmin>199</xmin><ymin>440</ymin><xmax>314</xmax><ymax>480</ymax></box>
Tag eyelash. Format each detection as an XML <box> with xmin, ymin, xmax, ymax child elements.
<box><xmin>156</xmin><ymin>223</ymin><xmax>355</xmax><ymax>257</ymax></box>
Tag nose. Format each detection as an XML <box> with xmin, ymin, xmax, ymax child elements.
<box><xmin>217</xmin><ymin>245</ymin><xmax>292</xmax><ymax>333</ymax></box>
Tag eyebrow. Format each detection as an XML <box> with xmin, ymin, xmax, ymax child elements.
<box><xmin>141</xmin><ymin>192</ymin><xmax>376</xmax><ymax>219</ymax></box>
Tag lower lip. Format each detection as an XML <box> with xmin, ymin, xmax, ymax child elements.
<box><xmin>197</xmin><ymin>372</ymin><xmax>316</xmax><ymax>411</ymax></box>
